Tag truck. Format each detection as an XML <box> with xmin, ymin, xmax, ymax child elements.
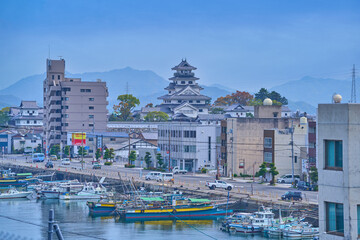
<box><xmin>205</xmin><ymin>180</ymin><xmax>233</xmax><ymax>191</ymax></box>
<box><xmin>172</xmin><ymin>166</ymin><xmax>187</xmax><ymax>174</ymax></box>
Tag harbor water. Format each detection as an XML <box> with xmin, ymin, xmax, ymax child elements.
<box><xmin>0</xmin><ymin>199</ymin><xmax>267</xmax><ymax>240</ymax></box>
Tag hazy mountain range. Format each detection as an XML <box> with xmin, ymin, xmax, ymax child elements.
<box><xmin>0</xmin><ymin>69</ymin><xmax>356</xmax><ymax>114</ymax></box>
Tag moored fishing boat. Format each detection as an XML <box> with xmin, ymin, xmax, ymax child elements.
<box><xmin>124</xmin><ymin>205</ymin><xmax>231</xmax><ymax>220</ymax></box>
<box><xmin>0</xmin><ymin>188</ymin><xmax>32</xmax><ymax>199</ymax></box>
<box><xmin>282</xmin><ymin>224</ymin><xmax>319</xmax><ymax>239</ymax></box>
<box><xmin>87</xmin><ymin>201</ymin><xmax>118</xmax><ymax>215</ymax></box>
<box><xmin>228</xmin><ymin>206</ymin><xmax>274</xmax><ymax>234</ymax></box>
<box><xmin>60</xmin><ymin>185</ymin><xmax>107</xmax><ymax>200</ymax></box>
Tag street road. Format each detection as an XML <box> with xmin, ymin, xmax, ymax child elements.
<box><xmin>2</xmin><ymin>155</ymin><xmax>318</xmax><ymax>204</ymax></box>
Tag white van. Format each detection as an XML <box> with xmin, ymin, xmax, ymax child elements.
<box><xmin>145</xmin><ymin>172</ymin><xmax>161</xmax><ymax>181</ymax></box>
<box><xmin>277</xmin><ymin>174</ymin><xmax>300</xmax><ymax>184</ymax></box>
<box><xmin>157</xmin><ymin>173</ymin><xmax>174</xmax><ymax>182</ymax></box>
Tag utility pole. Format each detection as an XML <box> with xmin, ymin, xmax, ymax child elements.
<box><xmin>231</xmin><ymin>119</ymin><xmax>234</xmax><ymax>180</ymax></box>
<box><xmin>291</xmin><ymin>120</ymin><xmax>295</xmax><ymax>185</ymax></box>
<box><xmin>92</xmin><ymin>118</ymin><xmax>95</xmax><ymax>160</ymax></box>
<box><xmin>351</xmin><ymin>64</ymin><xmax>356</xmax><ymax>103</ymax></box>
<box><xmin>81</xmin><ymin>131</ymin><xmax>84</xmax><ymax>170</ymax></box>
<box><xmin>168</xmin><ymin>129</ymin><xmax>171</xmax><ymax>172</ymax></box>
<box><xmin>128</xmin><ymin>126</ymin><xmax>131</xmax><ymax>165</ymax></box>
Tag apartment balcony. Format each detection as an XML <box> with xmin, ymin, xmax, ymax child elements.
<box><xmin>49</xmin><ymin>113</ymin><xmax>61</xmax><ymax>119</ymax></box>
<box><xmin>49</xmin><ymin>95</ymin><xmax>61</xmax><ymax>102</ymax></box>
<box><xmin>49</xmin><ymin>121</ymin><xmax>61</xmax><ymax>129</ymax></box>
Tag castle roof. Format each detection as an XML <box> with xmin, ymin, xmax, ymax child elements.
<box><xmin>171</xmin><ymin>59</ymin><xmax>197</xmax><ymax>71</ymax></box>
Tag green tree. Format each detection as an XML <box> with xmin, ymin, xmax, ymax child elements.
<box><xmin>156</xmin><ymin>153</ymin><xmax>164</xmax><ymax>168</ymax></box>
<box><xmin>309</xmin><ymin>166</ymin><xmax>318</xmax><ymax>184</ymax></box>
<box><xmin>144</xmin><ymin>152</ymin><xmax>152</xmax><ymax>168</ymax></box>
<box><xmin>95</xmin><ymin>148</ymin><xmax>102</xmax><ymax>160</ymax></box>
<box><xmin>77</xmin><ymin>146</ymin><xmax>87</xmax><ymax>156</ymax></box>
<box><xmin>104</xmin><ymin>148</ymin><xmax>110</xmax><ymax>160</ymax></box>
<box><xmin>64</xmin><ymin>145</ymin><xmax>70</xmax><ymax>157</ymax></box>
<box><xmin>258</xmin><ymin>162</ymin><xmax>267</xmax><ymax>181</ymax></box>
<box><xmin>128</xmin><ymin>150</ymin><xmax>137</xmax><ymax>165</ymax></box>
<box><xmin>109</xmin><ymin>148</ymin><xmax>115</xmax><ymax>159</ymax></box>
<box><xmin>50</xmin><ymin>144</ymin><xmax>60</xmax><ymax>156</ymax></box>
<box><xmin>113</xmin><ymin>94</ymin><xmax>140</xmax><ymax>121</ymax></box>
<box><xmin>214</xmin><ymin>91</ymin><xmax>254</xmax><ymax>106</ymax></box>
<box><xmin>269</xmin><ymin>163</ymin><xmax>279</xmax><ymax>185</ymax></box>
<box><xmin>144</xmin><ymin>111</ymin><xmax>168</xmax><ymax>122</ymax></box>
<box><xmin>109</xmin><ymin>113</ymin><xmax>121</xmax><ymax>121</ymax></box>
<box><xmin>210</xmin><ymin>107</ymin><xmax>225</xmax><ymax>114</ymax></box>
<box><xmin>34</xmin><ymin>144</ymin><xmax>42</xmax><ymax>153</ymax></box>
<box><xmin>0</xmin><ymin>107</ymin><xmax>10</xmax><ymax>128</ymax></box>
<box><xmin>254</xmin><ymin>88</ymin><xmax>288</xmax><ymax>105</ymax></box>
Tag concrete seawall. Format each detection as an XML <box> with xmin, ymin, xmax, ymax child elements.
<box><xmin>0</xmin><ymin>161</ymin><xmax>319</xmax><ymax>226</ymax></box>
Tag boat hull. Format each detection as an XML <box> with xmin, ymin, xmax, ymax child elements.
<box><xmin>87</xmin><ymin>202</ymin><xmax>117</xmax><ymax>215</ymax></box>
<box><xmin>0</xmin><ymin>192</ymin><xmax>32</xmax><ymax>199</ymax></box>
<box><xmin>60</xmin><ymin>194</ymin><xmax>101</xmax><ymax>200</ymax></box>
<box><xmin>125</xmin><ymin>207</ymin><xmax>231</xmax><ymax>220</ymax></box>
<box><xmin>42</xmin><ymin>191</ymin><xmax>60</xmax><ymax>199</ymax></box>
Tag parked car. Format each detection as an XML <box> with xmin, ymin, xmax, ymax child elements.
<box><xmin>156</xmin><ymin>173</ymin><xmax>174</xmax><ymax>183</ymax></box>
<box><xmin>172</xmin><ymin>166</ymin><xmax>187</xmax><ymax>174</ymax></box>
<box><xmin>206</xmin><ymin>180</ymin><xmax>233</xmax><ymax>191</ymax></box>
<box><xmin>296</xmin><ymin>181</ymin><xmax>314</xmax><ymax>191</ymax></box>
<box><xmin>50</xmin><ymin>155</ymin><xmax>58</xmax><ymax>161</ymax></box>
<box><xmin>145</xmin><ymin>172</ymin><xmax>161</xmax><ymax>181</ymax></box>
<box><xmin>61</xmin><ymin>158</ymin><xmax>71</xmax><ymax>165</ymax></box>
<box><xmin>92</xmin><ymin>163</ymin><xmax>101</xmax><ymax>169</ymax></box>
<box><xmin>277</xmin><ymin>174</ymin><xmax>300</xmax><ymax>184</ymax></box>
<box><xmin>45</xmin><ymin>161</ymin><xmax>54</xmax><ymax>168</ymax></box>
<box><xmin>281</xmin><ymin>191</ymin><xmax>302</xmax><ymax>201</ymax></box>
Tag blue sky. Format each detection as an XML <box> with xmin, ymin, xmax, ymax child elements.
<box><xmin>0</xmin><ymin>0</ymin><xmax>359</xmax><ymax>91</ymax></box>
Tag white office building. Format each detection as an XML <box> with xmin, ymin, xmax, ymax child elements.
<box><xmin>318</xmin><ymin>96</ymin><xmax>360</xmax><ymax>239</ymax></box>
<box><xmin>158</xmin><ymin>123</ymin><xmax>220</xmax><ymax>172</ymax></box>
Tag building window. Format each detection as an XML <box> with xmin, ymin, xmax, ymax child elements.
<box><xmin>89</xmin><ymin>106</ymin><xmax>94</xmax><ymax>110</ymax></box>
<box><xmin>196</xmin><ymin>100</ymin><xmax>200</xmax><ymax>103</ymax></box>
<box><xmin>89</xmin><ymin>115</ymin><xmax>94</xmax><ymax>119</ymax></box>
<box><xmin>34</xmin><ymin>120</ymin><xmax>37</xmax><ymax>124</ymax></box>
<box><xmin>64</xmin><ymin>114</ymin><xmax>69</xmax><ymax>118</ymax></box>
<box><xmin>89</xmin><ymin>123</ymin><xmax>94</xmax><ymax>127</ymax></box>
<box><xmin>264</xmin><ymin>137</ymin><xmax>272</xmax><ymax>148</ymax></box>
<box><xmin>199</xmin><ymin>109</ymin><xmax>203</xmax><ymax>112</ymax></box>
<box><xmin>357</xmin><ymin>205</ymin><xmax>360</xmax><ymax>237</ymax></box>
<box><xmin>89</xmin><ymin>138</ymin><xmax>94</xmax><ymax>141</ymax></box>
<box><xmin>264</xmin><ymin>152</ymin><xmax>272</xmax><ymax>163</ymax></box>
<box><xmin>64</xmin><ymin>123</ymin><xmax>68</xmax><ymax>126</ymax></box>
<box><xmin>52</xmin><ymin>75</ymin><xmax>54</xmax><ymax>80</ymax></box>
<box><xmin>189</xmin><ymin>81</ymin><xmax>193</xmax><ymax>84</ymax></box>
<box><xmin>178</xmin><ymin>100</ymin><xmax>181</xmax><ymax>103</ymax></box>
<box><xmin>27</xmin><ymin>120</ymin><xmax>30</xmax><ymax>124</ymax></box>
<box><xmin>110</xmin><ymin>138</ymin><xmax>116</xmax><ymax>141</ymax></box>
<box><xmin>81</xmin><ymin>89</ymin><xmax>85</xmax><ymax>92</ymax></box>
<box><xmin>189</xmin><ymin>100</ymin><xmax>193</xmax><ymax>103</ymax></box>
<box><xmin>325</xmin><ymin>140</ymin><xmax>343</xmax><ymax>169</ymax></box>
<box><xmin>181</xmin><ymin>81</ymin><xmax>185</xmax><ymax>84</ymax></box>
<box><xmin>89</xmin><ymin>98</ymin><xmax>94</xmax><ymax>101</ymax></box>
<box><xmin>326</xmin><ymin>202</ymin><xmax>344</xmax><ymax>235</ymax></box>
<box><xmin>64</xmin><ymin>105</ymin><xmax>69</xmax><ymax>109</ymax></box>
<box><xmin>58</xmin><ymin>75</ymin><xmax>60</xmax><ymax>80</ymax></box>
<box><xmin>184</xmin><ymin>145</ymin><xmax>196</xmax><ymax>152</ymax></box>
<box><xmin>64</xmin><ymin>97</ymin><xmax>69</xmax><ymax>101</ymax></box>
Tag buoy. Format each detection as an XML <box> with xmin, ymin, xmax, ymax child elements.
<box><xmin>36</xmin><ymin>164</ymin><xmax>38</xmax><ymax>168</ymax></box>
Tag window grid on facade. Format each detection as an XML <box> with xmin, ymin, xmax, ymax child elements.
<box><xmin>264</xmin><ymin>152</ymin><xmax>272</xmax><ymax>163</ymax></box>
<box><xmin>325</xmin><ymin>140</ymin><xmax>343</xmax><ymax>169</ymax></box>
<box><xmin>264</xmin><ymin>137</ymin><xmax>272</xmax><ymax>148</ymax></box>
<box><xmin>326</xmin><ymin>202</ymin><xmax>344</xmax><ymax>235</ymax></box>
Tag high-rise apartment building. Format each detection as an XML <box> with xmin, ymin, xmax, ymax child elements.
<box><xmin>43</xmin><ymin>59</ymin><xmax>108</xmax><ymax>152</ymax></box>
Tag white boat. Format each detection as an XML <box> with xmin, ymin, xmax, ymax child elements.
<box><xmin>41</xmin><ymin>186</ymin><xmax>61</xmax><ymax>199</ymax></box>
<box><xmin>0</xmin><ymin>188</ymin><xmax>32</xmax><ymax>199</ymax></box>
<box><xmin>282</xmin><ymin>224</ymin><xmax>319</xmax><ymax>238</ymax></box>
<box><xmin>59</xmin><ymin>185</ymin><xmax>107</xmax><ymax>200</ymax></box>
<box><xmin>228</xmin><ymin>206</ymin><xmax>275</xmax><ymax>233</ymax></box>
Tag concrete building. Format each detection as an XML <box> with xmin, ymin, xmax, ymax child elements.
<box><xmin>9</xmin><ymin>101</ymin><xmax>43</xmax><ymax>128</ymax></box>
<box><xmin>12</xmin><ymin>133</ymin><xmax>42</xmax><ymax>153</ymax></box>
<box><xmin>308</xmin><ymin>119</ymin><xmax>317</xmax><ymax>168</ymax></box>
<box><xmin>318</xmin><ymin>98</ymin><xmax>360</xmax><ymax>239</ymax></box>
<box><xmin>224</xmin><ymin>104</ymin><xmax>291</xmax><ymax>118</ymax></box>
<box><xmin>43</xmin><ymin>59</ymin><xmax>108</xmax><ymax>152</ymax></box>
<box><xmin>158</xmin><ymin>59</ymin><xmax>211</xmax><ymax>118</ymax></box>
<box><xmin>158</xmin><ymin>122</ymin><xmax>220</xmax><ymax>172</ymax></box>
<box><xmin>263</xmin><ymin>117</ymin><xmax>308</xmax><ymax>179</ymax></box>
<box><xmin>222</xmin><ymin>102</ymin><xmax>299</xmax><ymax>177</ymax></box>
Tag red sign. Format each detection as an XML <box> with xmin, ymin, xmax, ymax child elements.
<box><xmin>72</xmin><ymin>133</ymin><xmax>86</xmax><ymax>146</ymax></box>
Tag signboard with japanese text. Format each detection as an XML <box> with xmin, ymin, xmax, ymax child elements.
<box><xmin>72</xmin><ymin>133</ymin><xmax>86</xmax><ymax>146</ymax></box>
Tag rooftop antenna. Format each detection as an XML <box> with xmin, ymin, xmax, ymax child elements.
<box><xmin>351</xmin><ymin>64</ymin><xmax>356</xmax><ymax>103</ymax></box>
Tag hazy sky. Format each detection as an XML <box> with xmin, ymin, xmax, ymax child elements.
<box><xmin>0</xmin><ymin>0</ymin><xmax>359</xmax><ymax>91</ymax></box>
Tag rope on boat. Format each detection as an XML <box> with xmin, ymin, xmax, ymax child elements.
<box><xmin>0</xmin><ymin>213</ymin><xmax>107</xmax><ymax>240</ymax></box>
<box><xmin>163</xmin><ymin>209</ymin><xmax>218</xmax><ymax>240</ymax></box>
